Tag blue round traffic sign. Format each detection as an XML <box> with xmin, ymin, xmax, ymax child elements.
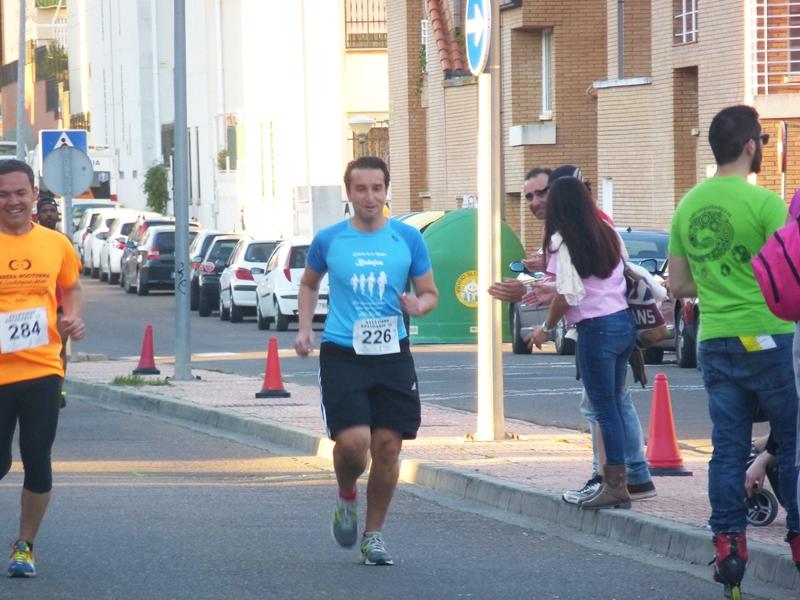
<box><xmin>466</xmin><ymin>0</ymin><xmax>491</xmax><ymax>76</ymax></box>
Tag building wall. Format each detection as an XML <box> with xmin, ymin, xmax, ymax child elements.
<box><xmin>596</xmin><ymin>0</ymin><xmax>749</xmax><ymax>229</ymax></box>
<box><xmin>596</xmin><ymin>82</ymin><xmax>655</xmax><ymax>227</ymax></box>
<box><xmin>515</xmin><ymin>1</ymin><xmax>607</xmax><ymax>252</ymax></box>
<box><xmin>386</xmin><ymin>0</ymin><xmax>427</xmax><ymax>212</ymax></box>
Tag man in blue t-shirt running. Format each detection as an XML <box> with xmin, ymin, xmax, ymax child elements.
<box><xmin>295</xmin><ymin>156</ymin><xmax>438</xmax><ymax>566</ymax></box>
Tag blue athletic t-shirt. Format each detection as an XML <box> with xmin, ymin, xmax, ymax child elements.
<box><xmin>307</xmin><ymin>219</ymin><xmax>432</xmax><ymax>348</ymax></box>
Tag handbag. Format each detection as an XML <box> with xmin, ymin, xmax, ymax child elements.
<box><xmin>751</xmin><ymin>214</ymin><xmax>800</xmax><ymax>322</ymax></box>
<box><xmin>624</xmin><ymin>263</ymin><xmax>670</xmax><ymax>347</ymax></box>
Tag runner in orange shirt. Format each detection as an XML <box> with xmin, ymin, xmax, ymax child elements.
<box><xmin>0</xmin><ymin>159</ymin><xmax>85</xmax><ymax>578</ymax></box>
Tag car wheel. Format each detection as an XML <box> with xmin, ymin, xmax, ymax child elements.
<box><xmin>136</xmin><ymin>270</ymin><xmax>149</xmax><ymax>296</ymax></box>
<box><xmin>230</xmin><ymin>297</ymin><xmax>243</xmax><ymax>323</ymax></box>
<box><xmin>190</xmin><ymin>281</ymin><xmax>199</xmax><ymax>311</ymax></box>
<box><xmin>256</xmin><ymin>299</ymin><xmax>270</xmax><ymax>330</ymax></box>
<box><xmin>90</xmin><ymin>265</ymin><xmax>100</xmax><ymax>279</ymax></box>
<box><xmin>275</xmin><ymin>300</ymin><xmax>290</xmax><ymax>331</ymax></box>
<box><xmin>643</xmin><ymin>348</ymin><xmax>664</xmax><ymax>364</ymax></box>
<box><xmin>675</xmin><ymin>310</ymin><xmax>697</xmax><ymax>369</ymax></box>
<box><xmin>219</xmin><ymin>295</ymin><xmax>230</xmax><ymax>321</ymax></box>
<box><xmin>82</xmin><ymin>262</ymin><xmax>91</xmax><ymax>276</ymax></box>
<box><xmin>510</xmin><ymin>304</ymin><xmax>532</xmax><ymax>355</ymax></box>
<box><xmin>553</xmin><ymin>318</ymin><xmax>576</xmax><ymax>355</ymax></box>
<box><xmin>198</xmin><ymin>289</ymin><xmax>212</xmax><ymax>317</ymax></box>
<box><xmin>109</xmin><ymin>272</ymin><xmax>119</xmax><ymax>285</ymax></box>
<box><xmin>99</xmin><ymin>268</ymin><xmax>108</xmax><ymax>282</ymax></box>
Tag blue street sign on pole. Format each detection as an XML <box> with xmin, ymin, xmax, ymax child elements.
<box><xmin>39</xmin><ymin>129</ymin><xmax>89</xmax><ymax>165</ymax></box>
<box><xmin>466</xmin><ymin>0</ymin><xmax>491</xmax><ymax>76</ymax></box>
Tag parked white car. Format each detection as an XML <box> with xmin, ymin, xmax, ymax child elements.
<box><xmin>218</xmin><ymin>238</ymin><xmax>281</xmax><ymax>322</ymax></box>
<box><xmin>87</xmin><ymin>208</ymin><xmax>149</xmax><ymax>278</ymax></box>
<box><xmin>99</xmin><ymin>212</ymin><xmax>158</xmax><ymax>284</ymax></box>
<box><xmin>255</xmin><ymin>239</ymin><xmax>329</xmax><ymax>331</ymax></box>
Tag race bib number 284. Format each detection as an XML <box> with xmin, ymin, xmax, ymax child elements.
<box><xmin>0</xmin><ymin>307</ymin><xmax>49</xmax><ymax>354</ymax></box>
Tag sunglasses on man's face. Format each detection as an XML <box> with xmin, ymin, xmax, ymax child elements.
<box><xmin>757</xmin><ymin>133</ymin><xmax>769</xmax><ymax>145</ymax></box>
<box><xmin>524</xmin><ymin>188</ymin><xmax>549</xmax><ymax>201</ymax></box>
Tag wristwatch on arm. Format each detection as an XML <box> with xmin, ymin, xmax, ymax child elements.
<box><xmin>541</xmin><ymin>321</ymin><xmax>555</xmax><ymax>337</ymax></box>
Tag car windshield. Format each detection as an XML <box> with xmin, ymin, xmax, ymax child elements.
<box><xmin>156</xmin><ymin>231</ymin><xmax>197</xmax><ymax>252</ymax></box>
<box><xmin>619</xmin><ymin>231</ymin><xmax>668</xmax><ymax>261</ymax></box>
<box><xmin>245</xmin><ymin>242</ymin><xmax>278</xmax><ymax>263</ymax></box>
<box><xmin>120</xmin><ymin>222</ymin><xmax>134</xmax><ymax>236</ymax></box>
<box><xmin>290</xmin><ymin>246</ymin><xmax>309</xmax><ymax>268</ymax></box>
<box><xmin>208</xmin><ymin>239</ymin><xmax>239</xmax><ymax>262</ymax></box>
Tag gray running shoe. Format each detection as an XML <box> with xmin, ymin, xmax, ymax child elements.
<box><xmin>360</xmin><ymin>532</ymin><xmax>394</xmax><ymax>566</ymax></box>
<box><xmin>562</xmin><ymin>475</ymin><xmax>602</xmax><ymax>505</ymax></box>
<box><xmin>331</xmin><ymin>497</ymin><xmax>358</xmax><ymax>548</ymax></box>
<box><xmin>627</xmin><ymin>480</ymin><xmax>657</xmax><ymax>501</ymax></box>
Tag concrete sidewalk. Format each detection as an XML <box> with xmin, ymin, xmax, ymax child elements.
<box><xmin>64</xmin><ymin>359</ymin><xmax>800</xmax><ymax>592</ymax></box>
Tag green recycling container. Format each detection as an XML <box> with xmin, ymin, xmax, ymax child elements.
<box><xmin>409</xmin><ymin>209</ymin><xmax>524</xmax><ymax>344</ymax></box>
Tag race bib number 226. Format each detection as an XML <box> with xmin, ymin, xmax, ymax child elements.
<box><xmin>353</xmin><ymin>316</ymin><xmax>400</xmax><ymax>355</ymax></box>
<box><xmin>0</xmin><ymin>307</ymin><xmax>49</xmax><ymax>354</ymax></box>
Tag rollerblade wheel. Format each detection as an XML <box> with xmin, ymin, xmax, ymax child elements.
<box><xmin>724</xmin><ymin>583</ymin><xmax>741</xmax><ymax>600</ymax></box>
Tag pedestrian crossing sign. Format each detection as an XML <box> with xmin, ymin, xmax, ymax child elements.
<box><xmin>39</xmin><ymin>129</ymin><xmax>89</xmax><ymax>164</ymax></box>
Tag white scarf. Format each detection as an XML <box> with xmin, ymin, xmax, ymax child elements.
<box><xmin>551</xmin><ymin>232</ymin><xmax>585</xmax><ymax>306</ymax></box>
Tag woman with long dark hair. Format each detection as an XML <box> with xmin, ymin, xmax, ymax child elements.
<box><xmin>530</xmin><ymin>176</ymin><xmax>637</xmax><ymax>509</ymax></box>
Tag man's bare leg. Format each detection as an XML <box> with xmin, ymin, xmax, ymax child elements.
<box><xmin>365</xmin><ymin>428</ymin><xmax>402</xmax><ymax>532</ymax></box>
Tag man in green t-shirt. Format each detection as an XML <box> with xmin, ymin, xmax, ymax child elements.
<box><xmin>669</xmin><ymin>105</ymin><xmax>799</xmax><ymax>593</ymax></box>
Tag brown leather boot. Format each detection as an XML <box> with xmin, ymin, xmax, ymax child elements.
<box><xmin>579</xmin><ymin>464</ymin><xmax>631</xmax><ymax>509</ymax></box>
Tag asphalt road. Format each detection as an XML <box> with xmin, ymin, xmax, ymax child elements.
<box><xmin>1</xmin><ymin>399</ymin><xmax>784</xmax><ymax>599</ymax></box>
<box><xmin>76</xmin><ymin>276</ymin><xmax>734</xmax><ymax>441</ymax></box>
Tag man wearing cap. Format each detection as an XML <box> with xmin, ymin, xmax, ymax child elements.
<box><xmin>488</xmin><ymin>165</ymin><xmax>655</xmax><ymax>504</ymax></box>
<box><xmin>35</xmin><ymin>193</ymin><xmax>73</xmax><ymax>408</ymax></box>
<box><xmin>35</xmin><ymin>195</ymin><xmax>60</xmax><ymax>231</ymax></box>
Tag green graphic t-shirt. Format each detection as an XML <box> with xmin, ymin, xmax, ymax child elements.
<box><xmin>669</xmin><ymin>176</ymin><xmax>794</xmax><ymax>342</ymax></box>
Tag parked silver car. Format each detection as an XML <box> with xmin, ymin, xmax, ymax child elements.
<box><xmin>510</xmin><ymin>228</ymin><xmax>674</xmax><ymax>363</ymax></box>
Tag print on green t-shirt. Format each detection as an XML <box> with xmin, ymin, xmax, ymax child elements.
<box><xmin>669</xmin><ymin>176</ymin><xmax>794</xmax><ymax>342</ymax></box>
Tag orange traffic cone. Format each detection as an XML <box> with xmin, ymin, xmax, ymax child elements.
<box><xmin>646</xmin><ymin>373</ymin><xmax>692</xmax><ymax>476</ymax></box>
<box><xmin>255</xmin><ymin>337</ymin><xmax>290</xmax><ymax>398</ymax></box>
<box><xmin>133</xmin><ymin>325</ymin><xmax>160</xmax><ymax>375</ymax></box>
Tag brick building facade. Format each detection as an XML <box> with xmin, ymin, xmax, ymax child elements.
<box><xmin>596</xmin><ymin>0</ymin><xmax>800</xmax><ymax>230</ymax></box>
<box><xmin>389</xmin><ymin>1</ymin><xmax>800</xmax><ymax>253</ymax></box>
<box><xmin>388</xmin><ymin>0</ymin><xmax>607</xmax><ymax>253</ymax></box>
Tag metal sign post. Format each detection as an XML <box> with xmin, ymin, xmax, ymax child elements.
<box><xmin>173</xmin><ymin>0</ymin><xmax>191</xmax><ymax>381</ymax></box>
<box><xmin>468</xmin><ymin>0</ymin><xmax>505</xmax><ymax>441</ymax></box>
<box><xmin>778</xmin><ymin>120</ymin><xmax>788</xmax><ymax>200</ymax></box>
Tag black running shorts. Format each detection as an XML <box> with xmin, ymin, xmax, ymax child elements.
<box><xmin>319</xmin><ymin>339</ymin><xmax>421</xmax><ymax>440</ymax></box>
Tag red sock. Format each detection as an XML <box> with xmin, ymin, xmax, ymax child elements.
<box><xmin>338</xmin><ymin>488</ymin><xmax>357</xmax><ymax>502</ymax></box>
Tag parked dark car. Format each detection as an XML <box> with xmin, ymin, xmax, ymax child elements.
<box><xmin>196</xmin><ymin>233</ymin><xmax>252</xmax><ymax>316</ymax></box>
<box><xmin>120</xmin><ymin>226</ymin><xmax>199</xmax><ymax>295</ymax></box>
<box><xmin>188</xmin><ymin>231</ymin><xmax>221</xmax><ymax>310</ymax></box>
<box><xmin>674</xmin><ymin>296</ymin><xmax>699</xmax><ymax>368</ymax></box>
<box><xmin>119</xmin><ymin>216</ymin><xmax>200</xmax><ymax>290</ymax></box>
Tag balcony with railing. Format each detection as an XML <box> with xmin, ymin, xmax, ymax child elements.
<box><xmin>752</xmin><ymin>0</ymin><xmax>800</xmax><ymax>94</ymax></box>
<box><xmin>345</xmin><ymin>0</ymin><xmax>387</xmax><ymax>49</ymax></box>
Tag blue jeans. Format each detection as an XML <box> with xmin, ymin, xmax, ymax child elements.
<box><xmin>576</xmin><ymin>309</ymin><xmax>637</xmax><ymax>466</ymax></box>
<box><xmin>580</xmin><ymin>388</ymin><xmax>651</xmax><ymax>485</ymax></box>
<box><xmin>699</xmin><ymin>334</ymin><xmax>799</xmax><ymax>533</ymax></box>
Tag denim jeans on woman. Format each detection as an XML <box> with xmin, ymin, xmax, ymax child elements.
<box><xmin>580</xmin><ymin>388</ymin><xmax>651</xmax><ymax>485</ymax></box>
<box><xmin>576</xmin><ymin>309</ymin><xmax>637</xmax><ymax>466</ymax></box>
<box><xmin>699</xmin><ymin>334</ymin><xmax>799</xmax><ymax>534</ymax></box>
